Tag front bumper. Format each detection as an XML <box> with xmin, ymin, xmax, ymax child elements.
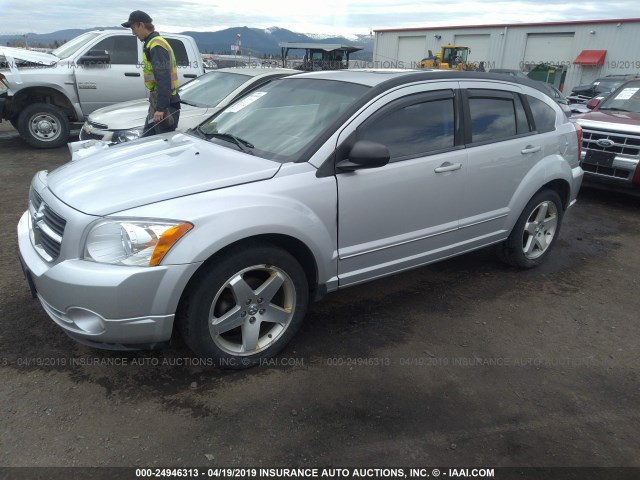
<box><xmin>18</xmin><ymin>210</ymin><xmax>201</xmax><ymax>349</ymax></box>
<box><xmin>580</xmin><ymin>150</ymin><xmax>639</xmax><ymax>186</ymax></box>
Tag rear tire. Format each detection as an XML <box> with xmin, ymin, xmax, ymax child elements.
<box><xmin>497</xmin><ymin>189</ymin><xmax>564</xmax><ymax>268</ymax></box>
<box><xmin>17</xmin><ymin>103</ymin><xmax>70</xmax><ymax>149</ymax></box>
<box><xmin>178</xmin><ymin>244</ymin><xmax>309</xmax><ymax>369</ymax></box>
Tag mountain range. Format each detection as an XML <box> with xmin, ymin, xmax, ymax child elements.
<box><xmin>0</xmin><ymin>26</ymin><xmax>374</xmax><ymax>59</ymax></box>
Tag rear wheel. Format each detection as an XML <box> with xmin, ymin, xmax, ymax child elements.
<box><xmin>17</xmin><ymin>103</ymin><xmax>70</xmax><ymax>148</ymax></box>
<box><xmin>497</xmin><ymin>189</ymin><xmax>564</xmax><ymax>268</ymax></box>
<box><xmin>178</xmin><ymin>244</ymin><xmax>309</xmax><ymax>369</ymax></box>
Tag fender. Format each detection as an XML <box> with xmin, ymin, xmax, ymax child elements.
<box><xmin>505</xmin><ymin>152</ymin><xmax>573</xmax><ymax>233</ymax></box>
<box><xmin>110</xmin><ymin>162</ymin><xmax>339</xmax><ymax>290</ymax></box>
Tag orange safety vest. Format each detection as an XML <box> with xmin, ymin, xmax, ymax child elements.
<box><xmin>143</xmin><ymin>35</ymin><xmax>178</xmax><ymax>94</ymax></box>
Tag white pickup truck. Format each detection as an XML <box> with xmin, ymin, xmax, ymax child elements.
<box><xmin>0</xmin><ymin>29</ymin><xmax>204</xmax><ymax>148</ymax></box>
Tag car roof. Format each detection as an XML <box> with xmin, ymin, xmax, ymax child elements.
<box><xmin>285</xmin><ymin>69</ymin><xmax>558</xmax><ymax>93</ymax></box>
<box><xmin>211</xmin><ymin>67</ymin><xmax>299</xmax><ymax>78</ymax></box>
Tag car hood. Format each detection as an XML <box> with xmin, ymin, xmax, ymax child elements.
<box><xmin>87</xmin><ymin>99</ymin><xmax>211</xmax><ymax>130</ymax></box>
<box><xmin>575</xmin><ymin>110</ymin><xmax>640</xmax><ymax>130</ymax></box>
<box><xmin>0</xmin><ymin>46</ymin><xmax>58</xmax><ymax>66</ymax></box>
<box><xmin>48</xmin><ymin>133</ymin><xmax>281</xmax><ymax>216</ymax></box>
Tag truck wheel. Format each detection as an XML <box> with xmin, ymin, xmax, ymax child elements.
<box><xmin>178</xmin><ymin>244</ymin><xmax>309</xmax><ymax>369</ymax></box>
<box><xmin>497</xmin><ymin>189</ymin><xmax>564</xmax><ymax>268</ymax></box>
<box><xmin>17</xmin><ymin>103</ymin><xmax>70</xmax><ymax>149</ymax></box>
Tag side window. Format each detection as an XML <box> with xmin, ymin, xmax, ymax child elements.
<box><xmin>357</xmin><ymin>92</ymin><xmax>455</xmax><ymax>160</ymax></box>
<box><xmin>527</xmin><ymin>95</ymin><xmax>557</xmax><ymax>133</ymax></box>
<box><xmin>167</xmin><ymin>39</ymin><xmax>190</xmax><ymax>67</ymax></box>
<box><xmin>90</xmin><ymin>36</ymin><xmax>138</xmax><ymax>65</ymax></box>
<box><xmin>467</xmin><ymin>91</ymin><xmax>518</xmax><ymax>143</ymax></box>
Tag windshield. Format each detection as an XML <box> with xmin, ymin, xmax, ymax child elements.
<box><xmin>196</xmin><ymin>78</ymin><xmax>369</xmax><ymax>162</ymax></box>
<box><xmin>178</xmin><ymin>70</ymin><xmax>252</xmax><ymax>108</ymax></box>
<box><xmin>52</xmin><ymin>32</ymin><xmax>103</xmax><ymax>59</ymax></box>
<box><xmin>595</xmin><ymin>79</ymin><xmax>624</xmax><ymax>93</ymax></box>
<box><xmin>599</xmin><ymin>81</ymin><xmax>640</xmax><ymax>113</ymax></box>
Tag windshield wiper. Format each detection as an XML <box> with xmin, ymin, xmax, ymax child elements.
<box><xmin>206</xmin><ymin>132</ymin><xmax>255</xmax><ymax>154</ymax></box>
<box><xmin>599</xmin><ymin>107</ymin><xmax>631</xmax><ymax>112</ymax></box>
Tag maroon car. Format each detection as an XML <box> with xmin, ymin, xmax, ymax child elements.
<box><xmin>574</xmin><ymin>79</ymin><xmax>640</xmax><ymax>190</ymax></box>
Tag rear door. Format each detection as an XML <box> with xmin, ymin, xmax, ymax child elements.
<box><xmin>335</xmin><ymin>82</ymin><xmax>467</xmax><ymax>286</ymax></box>
<box><xmin>455</xmin><ymin>82</ymin><xmax>549</xmax><ymax>245</ymax></box>
<box><xmin>166</xmin><ymin>37</ymin><xmax>201</xmax><ymax>84</ymax></box>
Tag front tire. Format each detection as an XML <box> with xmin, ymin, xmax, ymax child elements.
<box><xmin>178</xmin><ymin>244</ymin><xmax>309</xmax><ymax>369</ymax></box>
<box><xmin>498</xmin><ymin>189</ymin><xmax>564</xmax><ymax>268</ymax></box>
<box><xmin>17</xmin><ymin>103</ymin><xmax>70</xmax><ymax>149</ymax></box>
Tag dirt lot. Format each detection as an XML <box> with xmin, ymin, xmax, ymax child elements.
<box><xmin>1</xmin><ymin>122</ymin><xmax>639</xmax><ymax>473</ymax></box>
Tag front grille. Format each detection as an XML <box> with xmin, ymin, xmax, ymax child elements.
<box><xmin>79</xmin><ymin>130</ymin><xmax>105</xmax><ymax>141</ymax></box>
<box><xmin>29</xmin><ymin>188</ymin><xmax>43</xmax><ymax>211</ymax></box>
<box><xmin>79</xmin><ymin>120</ymin><xmax>108</xmax><ymax>141</ymax></box>
<box><xmin>43</xmin><ymin>206</ymin><xmax>66</xmax><ymax>237</ymax></box>
<box><xmin>39</xmin><ymin>229</ymin><xmax>62</xmax><ymax>259</ymax></box>
<box><xmin>28</xmin><ymin>187</ymin><xmax>66</xmax><ymax>262</ymax></box>
<box><xmin>582</xmin><ymin>129</ymin><xmax>640</xmax><ymax>156</ymax></box>
<box><xmin>581</xmin><ymin>127</ymin><xmax>640</xmax><ymax>182</ymax></box>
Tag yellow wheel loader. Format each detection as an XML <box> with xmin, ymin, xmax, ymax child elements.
<box><xmin>418</xmin><ymin>45</ymin><xmax>476</xmax><ymax>71</ymax></box>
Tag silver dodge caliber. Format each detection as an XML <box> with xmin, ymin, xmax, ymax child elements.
<box><xmin>18</xmin><ymin>70</ymin><xmax>584</xmax><ymax>368</ymax></box>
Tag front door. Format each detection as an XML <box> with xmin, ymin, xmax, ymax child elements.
<box><xmin>74</xmin><ymin>34</ymin><xmax>146</xmax><ymax>115</ymax></box>
<box><xmin>336</xmin><ymin>83</ymin><xmax>467</xmax><ymax>286</ymax></box>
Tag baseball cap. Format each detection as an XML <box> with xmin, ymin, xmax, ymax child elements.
<box><xmin>122</xmin><ymin>10</ymin><xmax>152</xmax><ymax>28</ymax></box>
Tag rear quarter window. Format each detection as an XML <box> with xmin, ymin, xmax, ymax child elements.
<box><xmin>527</xmin><ymin>95</ymin><xmax>557</xmax><ymax>133</ymax></box>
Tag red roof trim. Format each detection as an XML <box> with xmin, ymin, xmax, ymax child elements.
<box><xmin>573</xmin><ymin>50</ymin><xmax>607</xmax><ymax>65</ymax></box>
<box><xmin>374</xmin><ymin>18</ymin><xmax>640</xmax><ymax>33</ymax></box>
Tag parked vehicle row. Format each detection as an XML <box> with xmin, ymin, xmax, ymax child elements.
<box><xmin>79</xmin><ymin>67</ymin><xmax>298</xmax><ymax>143</ymax></box>
<box><xmin>573</xmin><ymin>79</ymin><xmax>640</xmax><ymax>192</ymax></box>
<box><xmin>18</xmin><ymin>70</ymin><xmax>583</xmax><ymax>367</ymax></box>
<box><xmin>568</xmin><ymin>74</ymin><xmax>640</xmax><ymax>105</ymax></box>
<box><xmin>0</xmin><ymin>30</ymin><xmax>204</xmax><ymax>148</ymax></box>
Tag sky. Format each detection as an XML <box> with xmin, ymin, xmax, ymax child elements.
<box><xmin>1</xmin><ymin>0</ymin><xmax>640</xmax><ymax>37</ymax></box>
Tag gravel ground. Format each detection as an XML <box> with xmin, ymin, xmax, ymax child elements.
<box><xmin>1</xmin><ymin>123</ymin><xmax>639</xmax><ymax>475</ymax></box>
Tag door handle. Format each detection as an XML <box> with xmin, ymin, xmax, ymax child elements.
<box><xmin>184</xmin><ymin>74</ymin><xmax>197</xmax><ymax>78</ymax></box>
<box><xmin>124</xmin><ymin>72</ymin><xmax>141</xmax><ymax>77</ymax></box>
<box><xmin>521</xmin><ymin>145</ymin><xmax>541</xmax><ymax>154</ymax></box>
<box><xmin>434</xmin><ymin>162</ymin><xmax>462</xmax><ymax>173</ymax></box>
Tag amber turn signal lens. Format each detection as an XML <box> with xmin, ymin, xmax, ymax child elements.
<box><xmin>149</xmin><ymin>223</ymin><xmax>193</xmax><ymax>266</ymax></box>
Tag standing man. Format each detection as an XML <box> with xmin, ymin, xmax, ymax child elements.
<box><xmin>122</xmin><ymin>10</ymin><xmax>180</xmax><ymax>136</ymax></box>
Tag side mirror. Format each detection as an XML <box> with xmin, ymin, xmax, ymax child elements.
<box><xmin>78</xmin><ymin>50</ymin><xmax>111</xmax><ymax>66</ymax></box>
<box><xmin>586</xmin><ymin>97</ymin><xmax>603</xmax><ymax>110</ymax></box>
<box><xmin>336</xmin><ymin>140</ymin><xmax>390</xmax><ymax>172</ymax></box>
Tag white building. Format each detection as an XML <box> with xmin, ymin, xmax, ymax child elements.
<box><xmin>373</xmin><ymin>18</ymin><xmax>640</xmax><ymax>92</ymax></box>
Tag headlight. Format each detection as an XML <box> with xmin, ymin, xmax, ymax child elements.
<box><xmin>111</xmin><ymin>127</ymin><xmax>144</xmax><ymax>143</ymax></box>
<box><xmin>84</xmin><ymin>220</ymin><xmax>193</xmax><ymax>267</ymax></box>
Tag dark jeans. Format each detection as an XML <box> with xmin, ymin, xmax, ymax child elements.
<box><xmin>142</xmin><ymin>105</ymin><xmax>181</xmax><ymax>137</ymax></box>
